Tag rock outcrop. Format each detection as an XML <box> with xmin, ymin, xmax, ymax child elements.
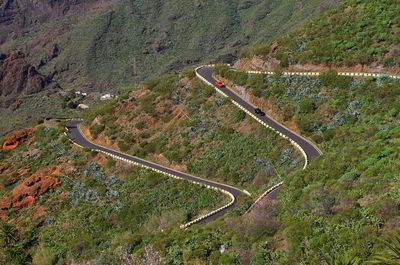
<box><xmin>2</xmin><ymin>128</ymin><xmax>35</xmax><ymax>151</ymax></box>
<box><xmin>234</xmin><ymin>55</ymin><xmax>281</xmax><ymax>72</ymax></box>
<box><xmin>0</xmin><ymin>166</ymin><xmax>61</xmax><ymax>218</ymax></box>
<box><xmin>0</xmin><ymin>51</ymin><xmax>59</xmax><ymax>108</ymax></box>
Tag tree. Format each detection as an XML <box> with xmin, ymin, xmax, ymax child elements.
<box><xmin>67</xmin><ymin>100</ymin><xmax>78</xmax><ymax>109</ymax></box>
<box><xmin>299</xmin><ymin>97</ymin><xmax>315</xmax><ymax>113</ymax></box>
<box><xmin>369</xmin><ymin>231</ymin><xmax>400</xmax><ymax>265</ymax></box>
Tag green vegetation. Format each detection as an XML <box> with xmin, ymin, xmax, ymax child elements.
<box><xmin>11</xmin><ymin>0</ymin><xmax>340</xmax><ymax>91</ymax></box>
<box><xmin>0</xmin><ymin>91</ymin><xmax>69</xmax><ymax>135</ymax></box>
<box><xmin>370</xmin><ymin>231</ymin><xmax>400</xmax><ymax>264</ymax></box>
<box><xmin>243</xmin><ymin>0</ymin><xmax>400</xmax><ymax>69</ymax></box>
<box><xmin>0</xmin><ymin>125</ymin><xmax>224</xmax><ymax>264</ymax></box>
<box><xmin>2</xmin><ymin>67</ymin><xmax>399</xmax><ymax>264</ymax></box>
<box><xmin>2</xmin><ymin>0</ymin><xmax>400</xmax><ymax>263</ymax></box>
<box><xmin>85</xmin><ymin>71</ymin><xmax>302</xmax><ymax>196</ymax></box>
<box><xmin>38</xmin><ymin>167</ymin><xmax>225</xmax><ymax>263</ymax></box>
<box><xmin>216</xmin><ymin>65</ymin><xmax>400</xmax><ymax>263</ymax></box>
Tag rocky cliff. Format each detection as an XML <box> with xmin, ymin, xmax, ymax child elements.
<box><xmin>0</xmin><ymin>50</ymin><xmax>59</xmax><ymax>108</ymax></box>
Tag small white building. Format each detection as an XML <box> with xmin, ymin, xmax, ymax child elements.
<box><xmin>75</xmin><ymin>91</ymin><xmax>88</xmax><ymax>96</ymax></box>
<box><xmin>100</xmin><ymin>93</ymin><xmax>114</xmax><ymax>100</ymax></box>
<box><xmin>78</xmin><ymin>103</ymin><xmax>90</xmax><ymax>110</ymax></box>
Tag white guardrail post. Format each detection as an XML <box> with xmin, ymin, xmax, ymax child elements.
<box><xmin>245</xmin><ymin>69</ymin><xmax>399</xmax><ymax>79</ymax></box>
<box><xmin>195</xmin><ymin>65</ymin><xmax>316</xmax><ymax>214</ymax></box>
<box><xmin>198</xmin><ymin>65</ymin><xmax>399</xmax><ymax>214</ymax></box>
<box><xmin>67</xmin><ymin>121</ymin><xmax>238</xmax><ymax>230</ymax></box>
<box><xmin>93</xmin><ymin>146</ymin><xmax>237</xmax><ymax>230</ymax></box>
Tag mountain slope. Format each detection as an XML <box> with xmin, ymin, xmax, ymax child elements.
<box><xmin>0</xmin><ymin>51</ymin><xmax>59</xmax><ymax>103</ymax></box>
<box><xmin>0</xmin><ymin>0</ymin><xmax>112</xmax><ymax>45</ymax></box>
<box><xmin>3</xmin><ymin>0</ymin><xmax>400</xmax><ymax>264</ymax></box>
<box><xmin>241</xmin><ymin>0</ymin><xmax>400</xmax><ymax>72</ymax></box>
<box><xmin>1</xmin><ymin>0</ymin><xmax>341</xmax><ymax>91</ymax></box>
<box><xmin>0</xmin><ymin>51</ymin><xmax>63</xmax><ymax>135</ymax></box>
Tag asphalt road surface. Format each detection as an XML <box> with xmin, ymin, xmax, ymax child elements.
<box><xmin>66</xmin><ymin>66</ymin><xmax>322</xmax><ymax>227</ymax></box>
<box><xmin>196</xmin><ymin>66</ymin><xmax>322</xmax><ymax>162</ymax></box>
<box><xmin>66</xmin><ymin>120</ymin><xmax>243</xmax><ymax>224</ymax></box>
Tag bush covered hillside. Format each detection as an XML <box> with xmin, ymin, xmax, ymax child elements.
<box><xmin>0</xmin><ymin>124</ymin><xmax>225</xmax><ymax>264</ymax></box>
<box><xmin>243</xmin><ymin>0</ymin><xmax>400</xmax><ymax>70</ymax></box>
<box><xmin>5</xmin><ymin>0</ymin><xmax>341</xmax><ymax>91</ymax></box>
<box><xmin>2</xmin><ymin>0</ymin><xmax>400</xmax><ymax>264</ymax></box>
<box><xmin>214</xmin><ymin>65</ymin><xmax>400</xmax><ymax>263</ymax></box>
<box><xmin>82</xmin><ymin>70</ymin><xmax>303</xmax><ymax>197</ymax></box>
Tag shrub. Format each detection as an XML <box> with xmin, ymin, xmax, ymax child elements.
<box><xmin>299</xmin><ymin>97</ymin><xmax>315</xmax><ymax>113</ymax></box>
<box><xmin>90</xmin><ymin>124</ymin><xmax>105</xmax><ymax>139</ymax></box>
<box><xmin>234</xmin><ymin>71</ymin><xmax>249</xmax><ymax>86</ymax></box>
<box><xmin>140</xmin><ymin>93</ymin><xmax>158</xmax><ymax>116</ymax></box>
<box><xmin>117</xmin><ymin>140</ymin><xmax>130</xmax><ymax>152</ymax></box>
<box><xmin>296</xmin><ymin>114</ymin><xmax>314</xmax><ymax>133</ymax></box>
<box><xmin>106</xmin><ymin>158</ymin><xmax>116</xmax><ymax>169</ymax></box>
<box><xmin>319</xmin><ymin>70</ymin><xmax>339</xmax><ymax>87</ymax></box>
<box><xmin>319</xmin><ymin>70</ymin><xmax>352</xmax><ymax>89</ymax></box>
<box><xmin>214</xmin><ymin>64</ymin><xmax>230</xmax><ymax>77</ymax></box>
<box><xmin>67</xmin><ymin>101</ymin><xmax>78</xmax><ymax>109</ymax></box>
<box><xmin>234</xmin><ymin>110</ymin><xmax>246</xmax><ymax>122</ymax></box>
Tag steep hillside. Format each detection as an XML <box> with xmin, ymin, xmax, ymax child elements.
<box><xmin>213</xmin><ymin>28</ymin><xmax>400</xmax><ymax>265</ymax></box>
<box><xmin>0</xmin><ymin>51</ymin><xmax>66</xmax><ymax>135</ymax></box>
<box><xmin>1</xmin><ymin>0</ymin><xmax>341</xmax><ymax>91</ymax></box>
<box><xmin>0</xmin><ymin>123</ymin><xmax>225</xmax><ymax>264</ymax></box>
<box><xmin>2</xmin><ymin>0</ymin><xmax>400</xmax><ymax>264</ymax></box>
<box><xmin>82</xmin><ymin>71</ymin><xmax>303</xmax><ymax>196</ymax></box>
<box><xmin>0</xmin><ymin>67</ymin><xmax>305</xmax><ymax>264</ymax></box>
<box><xmin>0</xmin><ymin>0</ymin><xmax>114</xmax><ymax>46</ymax></box>
<box><xmin>240</xmin><ymin>0</ymin><xmax>400</xmax><ymax>73</ymax></box>
<box><xmin>0</xmin><ymin>51</ymin><xmax>59</xmax><ymax>106</ymax></box>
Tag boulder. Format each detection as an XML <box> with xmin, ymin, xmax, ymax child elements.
<box><xmin>2</xmin><ymin>128</ymin><xmax>35</xmax><ymax>151</ymax></box>
<box><xmin>0</xmin><ymin>166</ymin><xmax>61</xmax><ymax>218</ymax></box>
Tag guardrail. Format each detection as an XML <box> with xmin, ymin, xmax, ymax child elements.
<box><xmin>196</xmin><ymin>65</ymin><xmax>317</xmax><ymax>169</ymax></box>
<box><xmin>245</xmin><ymin>70</ymin><xmax>400</xmax><ymax>79</ymax></box>
<box><xmin>244</xmin><ymin>181</ymin><xmax>283</xmax><ymax>214</ymax></box>
<box><xmin>180</xmin><ymin>191</ymin><xmax>235</xmax><ymax>229</ymax></box>
<box><xmin>66</xmin><ymin>123</ymin><xmax>239</xmax><ymax>230</ymax></box>
<box><xmin>197</xmin><ymin>65</ymin><xmax>399</xmax><ymax>214</ymax></box>
<box><xmin>98</xmin><ymin>148</ymin><xmax>237</xmax><ymax>230</ymax></box>
<box><xmin>195</xmin><ymin>65</ymin><xmax>315</xmax><ymax>214</ymax></box>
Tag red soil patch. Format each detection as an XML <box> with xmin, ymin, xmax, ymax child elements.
<box><xmin>2</xmin><ymin>128</ymin><xmax>35</xmax><ymax>151</ymax></box>
<box><xmin>0</xmin><ymin>166</ymin><xmax>61</xmax><ymax>218</ymax></box>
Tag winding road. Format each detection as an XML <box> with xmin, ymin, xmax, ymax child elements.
<box><xmin>196</xmin><ymin>66</ymin><xmax>322</xmax><ymax>163</ymax></box>
<box><xmin>66</xmin><ymin>65</ymin><xmax>323</xmax><ymax>228</ymax></box>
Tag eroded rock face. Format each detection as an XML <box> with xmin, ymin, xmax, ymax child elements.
<box><xmin>0</xmin><ymin>51</ymin><xmax>59</xmax><ymax>108</ymax></box>
<box><xmin>233</xmin><ymin>55</ymin><xmax>281</xmax><ymax>71</ymax></box>
<box><xmin>2</xmin><ymin>128</ymin><xmax>35</xmax><ymax>151</ymax></box>
<box><xmin>0</xmin><ymin>166</ymin><xmax>61</xmax><ymax>218</ymax></box>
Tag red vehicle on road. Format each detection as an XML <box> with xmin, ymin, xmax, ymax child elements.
<box><xmin>215</xmin><ymin>81</ymin><xmax>225</xmax><ymax>88</ymax></box>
